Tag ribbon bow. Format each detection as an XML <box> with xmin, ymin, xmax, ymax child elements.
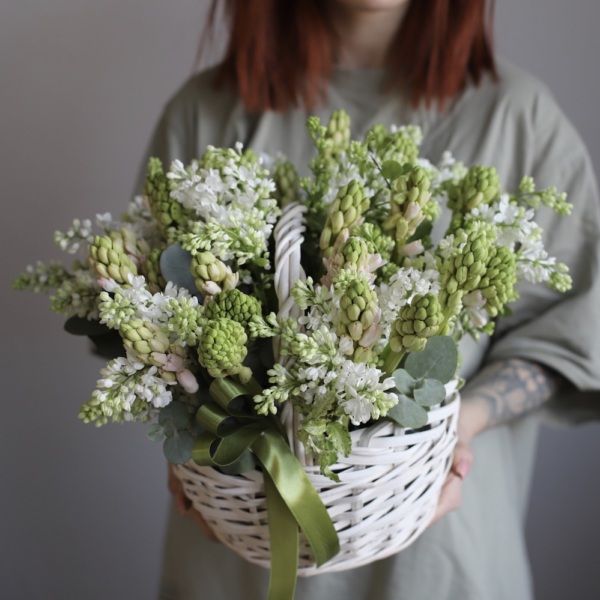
<box><xmin>192</xmin><ymin>377</ymin><xmax>339</xmax><ymax>600</ymax></box>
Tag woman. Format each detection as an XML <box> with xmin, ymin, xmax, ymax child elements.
<box><xmin>140</xmin><ymin>1</ymin><xmax>600</xmax><ymax>598</ymax></box>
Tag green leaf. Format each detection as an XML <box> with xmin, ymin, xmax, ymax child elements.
<box><xmin>404</xmin><ymin>336</ymin><xmax>458</xmax><ymax>383</ymax></box>
<box><xmin>413</xmin><ymin>378</ymin><xmax>446</xmax><ymax>407</ymax></box>
<box><xmin>89</xmin><ymin>331</ymin><xmax>126</xmax><ymax>360</ymax></box>
<box><xmin>392</xmin><ymin>369</ymin><xmax>416</xmax><ymax>395</ymax></box>
<box><xmin>387</xmin><ymin>394</ymin><xmax>428</xmax><ymax>429</ymax></box>
<box><xmin>381</xmin><ymin>160</ymin><xmax>404</xmax><ymax>181</ymax></box>
<box><xmin>147</xmin><ymin>423</ymin><xmax>166</xmax><ymax>442</ymax></box>
<box><xmin>158</xmin><ymin>401</ymin><xmax>190</xmax><ymax>430</ymax></box>
<box><xmin>408</xmin><ymin>219</ymin><xmax>433</xmax><ymax>243</ymax></box>
<box><xmin>64</xmin><ymin>316</ymin><xmax>110</xmax><ymax>336</ymax></box>
<box><xmin>159</xmin><ymin>244</ymin><xmax>199</xmax><ymax>295</ymax></box>
<box><xmin>326</xmin><ymin>422</ymin><xmax>352</xmax><ymax>457</ymax></box>
<box><xmin>163</xmin><ymin>430</ymin><xmax>194</xmax><ymax>464</ymax></box>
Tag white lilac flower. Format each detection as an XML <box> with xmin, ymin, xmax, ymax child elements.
<box><xmin>54</xmin><ymin>218</ymin><xmax>94</xmax><ymax>254</ymax></box>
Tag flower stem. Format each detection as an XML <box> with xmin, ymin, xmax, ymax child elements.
<box><xmin>382</xmin><ymin>346</ymin><xmax>406</xmax><ymax>376</ymax></box>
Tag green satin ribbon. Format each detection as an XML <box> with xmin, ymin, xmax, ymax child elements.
<box><xmin>192</xmin><ymin>377</ymin><xmax>339</xmax><ymax>600</ymax></box>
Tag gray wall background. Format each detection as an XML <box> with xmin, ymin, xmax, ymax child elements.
<box><xmin>1</xmin><ymin>1</ymin><xmax>598</xmax><ymax>598</ymax></box>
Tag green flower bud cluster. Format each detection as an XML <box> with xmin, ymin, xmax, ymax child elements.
<box><xmin>190</xmin><ymin>251</ymin><xmax>237</xmax><ymax>295</ymax></box>
<box><xmin>120</xmin><ymin>319</ymin><xmax>171</xmax><ymax>365</ymax></box>
<box><xmin>197</xmin><ymin>317</ymin><xmax>250</xmax><ymax>381</ymax></box>
<box><xmin>478</xmin><ymin>246</ymin><xmax>518</xmax><ymax>317</ymax></box>
<box><xmin>448</xmin><ymin>165</ymin><xmax>500</xmax><ymax>227</ymax></box>
<box><xmin>322</xmin><ymin>110</ymin><xmax>351</xmax><ymax>158</ymax></box>
<box><xmin>204</xmin><ymin>289</ymin><xmax>262</xmax><ymax>328</ymax></box>
<box><xmin>89</xmin><ymin>231</ymin><xmax>139</xmax><ymax>284</ymax></box>
<box><xmin>517</xmin><ymin>176</ymin><xmax>572</xmax><ymax>216</ymax></box>
<box><xmin>438</xmin><ymin>226</ymin><xmax>495</xmax><ymax>317</ymax></box>
<box><xmin>319</xmin><ymin>180</ymin><xmax>370</xmax><ymax>256</ymax></box>
<box><xmin>13</xmin><ymin>261</ymin><xmax>71</xmax><ymax>293</ymax></box>
<box><xmin>167</xmin><ymin>296</ymin><xmax>204</xmax><ymax>347</ymax></box>
<box><xmin>390</xmin><ymin>293</ymin><xmax>443</xmax><ymax>353</ymax></box>
<box><xmin>354</xmin><ymin>223</ymin><xmax>394</xmax><ymax>261</ymax></box>
<box><xmin>199</xmin><ymin>145</ymin><xmax>261</xmax><ymax>171</ymax></box>
<box><xmin>334</xmin><ymin>236</ymin><xmax>376</xmax><ymax>271</ymax></box>
<box><xmin>79</xmin><ymin>393</ymin><xmax>150</xmax><ymax>427</ymax></box>
<box><xmin>335</xmin><ymin>273</ymin><xmax>380</xmax><ymax>363</ymax></box>
<box><xmin>382</xmin><ymin>165</ymin><xmax>431</xmax><ymax>249</ymax></box>
<box><xmin>145</xmin><ymin>158</ymin><xmax>187</xmax><ymax>233</ymax></box>
<box><xmin>272</xmin><ymin>159</ymin><xmax>300</xmax><ymax>207</ymax></box>
<box><xmin>367</xmin><ymin>124</ymin><xmax>420</xmax><ymax>166</ymax></box>
<box><xmin>143</xmin><ymin>247</ymin><xmax>166</xmax><ymax>294</ymax></box>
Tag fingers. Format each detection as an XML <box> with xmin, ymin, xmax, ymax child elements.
<box><xmin>431</xmin><ymin>442</ymin><xmax>475</xmax><ymax>525</ymax></box>
<box><xmin>167</xmin><ymin>465</ymin><xmax>220</xmax><ymax>542</ymax></box>
<box><xmin>450</xmin><ymin>442</ymin><xmax>474</xmax><ymax>480</ymax></box>
<box><xmin>432</xmin><ymin>472</ymin><xmax>464</xmax><ymax>524</ymax></box>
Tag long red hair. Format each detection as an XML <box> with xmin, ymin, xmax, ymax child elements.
<box><xmin>204</xmin><ymin>0</ymin><xmax>497</xmax><ymax>112</ymax></box>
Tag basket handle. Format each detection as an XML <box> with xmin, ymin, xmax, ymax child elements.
<box><xmin>273</xmin><ymin>202</ymin><xmax>309</xmax><ymax>465</ymax></box>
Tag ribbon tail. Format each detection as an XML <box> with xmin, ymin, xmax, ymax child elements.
<box><xmin>264</xmin><ymin>470</ymin><xmax>298</xmax><ymax>600</ymax></box>
<box><xmin>253</xmin><ymin>430</ymin><xmax>340</xmax><ymax>567</ymax></box>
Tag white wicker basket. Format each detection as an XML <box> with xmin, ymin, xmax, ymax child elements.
<box><xmin>173</xmin><ymin>201</ymin><xmax>460</xmax><ymax>575</ymax></box>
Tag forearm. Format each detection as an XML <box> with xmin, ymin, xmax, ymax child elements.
<box><xmin>458</xmin><ymin>358</ymin><xmax>566</xmax><ymax>442</ymax></box>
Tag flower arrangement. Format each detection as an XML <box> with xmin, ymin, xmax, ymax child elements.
<box><xmin>14</xmin><ymin>110</ymin><xmax>572</xmax><ymax>598</ymax></box>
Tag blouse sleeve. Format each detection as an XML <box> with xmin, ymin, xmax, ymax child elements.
<box><xmin>485</xmin><ymin>86</ymin><xmax>600</xmax><ymax>422</ymax></box>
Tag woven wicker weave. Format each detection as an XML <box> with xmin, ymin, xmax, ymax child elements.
<box><xmin>173</xmin><ymin>201</ymin><xmax>460</xmax><ymax>575</ymax></box>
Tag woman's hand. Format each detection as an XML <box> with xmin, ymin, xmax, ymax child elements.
<box><xmin>167</xmin><ymin>465</ymin><xmax>220</xmax><ymax>542</ymax></box>
<box><xmin>431</xmin><ymin>439</ymin><xmax>474</xmax><ymax>523</ymax></box>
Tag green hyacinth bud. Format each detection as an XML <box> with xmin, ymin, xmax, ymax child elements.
<box><xmin>390</xmin><ymin>293</ymin><xmax>443</xmax><ymax>353</ymax></box>
<box><xmin>337</xmin><ymin>274</ymin><xmax>380</xmax><ymax>344</ymax></box>
<box><xmin>383</xmin><ymin>165</ymin><xmax>431</xmax><ymax>246</ymax></box>
<box><xmin>323</xmin><ymin>109</ymin><xmax>351</xmax><ymax>158</ymax></box>
<box><xmin>447</xmin><ymin>165</ymin><xmax>500</xmax><ymax>230</ymax></box>
<box><xmin>197</xmin><ymin>317</ymin><xmax>250</xmax><ymax>380</ymax></box>
<box><xmin>145</xmin><ymin>158</ymin><xmax>186</xmax><ymax>232</ymax></box>
<box><xmin>143</xmin><ymin>247</ymin><xmax>167</xmax><ymax>294</ymax></box>
<box><xmin>204</xmin><ymin>289</ymin><xmax>262</xmax><ymax>327</ymax></box>
<box><xmin>190</xmin><ymin>251</ymin><xmax>237</xmax><ymax>295</ymax></box>
<box><xmin>438</xmin><ymin>225</ymin><xmax>495</xmax><ymax>314</ymax></box>
<box><xmin>354</xmin><ymin>223</ymin><xmax>395</xmax><ymax>261</ymax></box>
<box><xmin>478</xmin><ymin>246</ymin><xmax>518</xmax><ymax>317</ymax></box>
<box><xmin>272</xmin><ymin>160</ymin><xmax>299</xmax><ymax>207</ymax></box>
<box><xmin>335</xmin><ymin>236</ymin><xmax>375</xmax><ymax>271</ymax></box>
<box><xmin>89</xmin><ymin>232</ymin><xmax>138</xmax><ymax>284</ymax></box>
<box><xmin>120</xmin><ymin>319</ymin><xmax>170</xmax><ymax>365</ymax></box>
<box><xmin>367</xmin><ymin>124</ymin><xmax>420</xmax><ymax>166</ymax></box>
<box><xmin>320</xmin><ymin>180</ymin><xmax>370</xmax><ymax>254</ymax></box>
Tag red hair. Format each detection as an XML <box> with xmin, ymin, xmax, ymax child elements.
<box><xmin>205</xmin><ymin>0</ymin><xmax>497</xmax><ymax>112</ymax></box>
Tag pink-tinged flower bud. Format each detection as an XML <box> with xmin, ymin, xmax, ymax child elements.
<box><xmin>177</xmin><ymin>369</ymin><xmax>199</xmax><ymax>394</ymax></box>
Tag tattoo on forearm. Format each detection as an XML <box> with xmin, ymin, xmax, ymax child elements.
<box><xmin>463</xmin><ymin>359</ymin><xmax>565</xmax><ymax>428</ymax></box>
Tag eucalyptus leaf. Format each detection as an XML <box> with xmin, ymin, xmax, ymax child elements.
<box><xmin>163</xmin><ymin>431</ymin><xmax>194</xmax><ymax>464</ymax></box>
<box><xmin>404</xmin><ymin>336</ymin><xmax>458</xmax><ymax>383</ymax></box>
<box><xmin>147</xmin><ymin>423</ymin><xmax>166</xmax><ymax>442</ymax></box>
<box><xmin>392</xmin><ymin>369</ymin><xmax>416</xmax><ymax>395</ymax></box>
<box><xmin>64</xmin><ymin>316</ymin><xmax>110</xmax><ymax>337</ymax></box>
<box><xmin>413</xmin><ymin>379</ymin><xmax>446</xmax><ymax>407</ymax></box>
<box><xmin>162</xmin><ymin>420</ymin><xmax>176</xmax><ymax>438</ymax></box>
<box><xmin>159</xmin><ymin>244</ymin><xmax>199</xmax><ymax>295</ymax></box>
<box><xmin>381</xmin><ymin>160</ymin><xmax>404</xmax><ymax>181</ymax></box>
<box><xmin>158</xmin><ymin>401</ymin><xmax>190</xmax><ymax>430</ymax></box>
<box><xmin>387</xmin><ymin>394</ymin><xmax>428</xmax><ymax>429</ymax></box>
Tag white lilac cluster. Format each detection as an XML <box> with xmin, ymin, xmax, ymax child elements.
<box><xmin>470</xmin><ymin>192</ymin><xmax>572</xmax><ymax>291</ymax></box>
<box><xmin>80</xmin><ymin>355</ymin><xmax>174</xmax><ymax>426</ymax></box>
<box><xmin>167</xmin><ymin>144</ymin><xmax>280</xmax><ymax>266</ymax></box>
